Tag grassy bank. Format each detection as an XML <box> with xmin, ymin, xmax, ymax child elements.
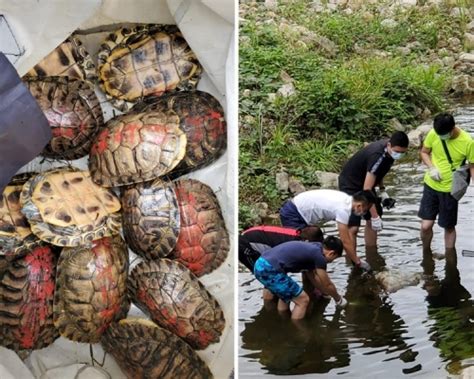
<box><xmin>239</xmin><ymin>0</ymin><xmax>468</xmax><ymax>229</ymax></box>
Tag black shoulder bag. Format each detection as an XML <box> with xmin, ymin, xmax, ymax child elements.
<box><xmin>440</xmin><ymin>139</ymin><xmax>470</xmax><ymax>201</ymax></box>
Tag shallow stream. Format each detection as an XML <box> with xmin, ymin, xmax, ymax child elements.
<box><xmin>238</xmin><ymin>105</ymin><xmax>474</xmax><ymax>378</ymax></box>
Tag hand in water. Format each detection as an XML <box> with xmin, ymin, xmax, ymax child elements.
<box><xmin>357</xmin><ymin>259</ymin><xmax>372</xmax><ymax>272</ymax></box>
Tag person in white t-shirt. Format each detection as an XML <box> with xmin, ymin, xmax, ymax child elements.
<box><xmin>279</xmin><ymin>189</ymin><xmax>376</xmax><ymax>271</ymax></box>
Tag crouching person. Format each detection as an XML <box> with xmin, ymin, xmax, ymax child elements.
<box><xmin>253</xmin><ymin>236</ymin><xmax>347</xmax><ymax>320</ymax></box>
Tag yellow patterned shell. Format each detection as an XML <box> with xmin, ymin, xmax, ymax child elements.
<box><xmin>97</xmin><ymin>24</ymin><xmax>201</xmax><ymax>111</ymax></box>
<box><xmin>20</xmin><ymin>169</ymin><xmax>121</xmax><ymax>246</ymax></box>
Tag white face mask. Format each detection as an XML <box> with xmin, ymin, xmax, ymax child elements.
<box><xmin>391</xmin><ymin>151</ymin><xmax>405</xmax><ymax>160</ymax></box>
<box><xmin>439</xmin><ymin>132</ymin><xmax>451</xmax><ymax>140</ymax></box>
<box><xmin>353</xmin><ymin>210</ymin><xmax>365</xmax><ymax>217</ymax></box>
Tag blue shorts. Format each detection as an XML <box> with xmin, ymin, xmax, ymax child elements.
<box><xmin>253</xmin><ymin>257</ymin><xmax>303</xmax><ymax>303</ymax></box>
<box><xmin>279</xmin><ymin>200</ymin><xmax>307</xmax><ymax>229</ymax></box>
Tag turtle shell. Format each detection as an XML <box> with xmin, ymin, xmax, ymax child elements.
<box><xmin>122</xmin><ymin>178</ymin><xmax>180</xmax><ymax>260</ymax></box>
<box><xmin>132</xmin><ymin>91</ymin><xmax>227</xmax><ymax>176</ymax></box>
<box><xmin>26</xmin><ymin>36</ymin><xmax>97</xmax><ymax>82</ymax></box>
<box><xmin>102</xmin><ymin>318</ymin><xmax>213</xmax><ymax>379</ymax></box>
<box><xmin>20</xmin><ymin>169</ymin><xmax>122</xmax><ymax>247</ymax></box>
<box><xmin>0</xmin><ymin>175</ymin><xmax>33</xmax><ymax>255</ymax></box>
<box><xmin>97</xmin><ymin>24</ymin><xmax>202</xmax><ymax>111</ymax></box>
<box><xmin>171</xmin><ymin>179</ymin><xmax>229</xmax><ymax>277</ymax></box>
<box><xmin>53</xmin><ymin>236</ymin><xmax>129</xmax><ymax>343</ymax></box>
<box><xmin>24</xmin><ymin>76</ymin><xmax>104</xmax><ymax>160</ymax></box>
<box><xmin>128</xmin><ymin>259</ymin><xmax>225</xmax><ymax>350</ymax></box>
<box><xmin>0</xmin><ymin>241</ymin><xmax>58</xmax><ymax>355</ymax></box>
<box><xmin>89</xmin><ymin>110</ymin><xmax>186</xmax><ymax>187</ymax></box>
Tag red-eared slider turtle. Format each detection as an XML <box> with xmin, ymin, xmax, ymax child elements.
<box><xmin>128</xmin><ymin>259</ymin><xmax>225</xmax><ymax>350</ymax></box>
<box><xmin>20</xmin><ymin>169</ymin><xmax>121</xmax><ymax>247</ymax></box>
<box><xmin>0</xmin><ymin>174</ymin><xmax>34</xmax><ymax>255</ymax></box>
<box><xmin>102</xmin><ymin>319</ymin><xmax>213</xmax><ymax>379</ymax></box>
<box><xmin>89</xmin><ymin>110</ymin><xmax>186</xmax><ymax>187</ymax></box>
<box><xmin>122</xmin><ymin>178</ymin><xmax>179</xmax><ymax>260</ymax></box>
<box><xmin>0</xmin><ymin>241</ymin><xmax>58</xmax><ymax>355</ymax></box>
<box><xmin>172</xmin><ymin>179</ymin><xmax>229</xmax><ymax>277</ymax></box>
<box><xmin>97</xmin><ymin>24</ymin><xmax>202</xmax><ymax>111</ymax></box>
<box><xmin>26</xmin><ymin>36</ymin><xmax>97</xmax><ymax>82</ymax></box>
<box><xmin>24</xmin><ymin>76</ymin><xmax>104</xmax><ymax>160</ymax></box>
<box><xmin>132</xmin><ymin>90</ymin><xmax>227</xmax><ymax>176</ymax></box>
<box><xmin>53</xmin><ymin>236</ymin><xmax>129</xmax><ymax>343</ymax></box>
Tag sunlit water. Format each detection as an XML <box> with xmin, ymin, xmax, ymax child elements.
<box><xmin>239</xmin><ymin>106</ymin><xmax>474</xmax><ymax>378</ymax></box>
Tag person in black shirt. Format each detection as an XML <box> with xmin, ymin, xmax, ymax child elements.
<box><xmin>338</xmin><ymin>131</ymin><xmax>409</xmax><ymax>249</ymax></box>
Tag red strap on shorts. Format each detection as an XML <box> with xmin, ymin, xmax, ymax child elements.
<box><xmin>242</xmin><ymin>225</ymin><xmax>300</xmax><ymax>236</ymax></box>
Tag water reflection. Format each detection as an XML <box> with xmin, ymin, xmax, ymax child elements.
<box><xmin>239</xmin><ymin>106</ymin><xmax>474</xmax><ymax>377</ymax></box>
<box><xmin>241</xmin><ymin>300</ymin><xmax>350</xmax><ymax>375</ymax></box>
<box><xmin>421</xmin><ymin>248</ymin><xmax>474</xmax><ymax>373</ymax></box>
<box><xmin>343</xmin><ymin>247</ymin><xmax>420</xmax><ymax>373</ymax></box>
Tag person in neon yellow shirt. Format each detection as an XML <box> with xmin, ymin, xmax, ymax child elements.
<box><xmin>418</xmin><ymin>113</ymin><xmax>474</xmax><ymax>251</ymax></box>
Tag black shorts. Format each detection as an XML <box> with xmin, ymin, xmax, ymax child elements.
<box><xmin>238</xmin><ymin>237</ymin><xmax>261</xmax><ymax>272</ymax></box>
<box><xmin>418</xmin><ymin>184</ymin><xmax>458</xmax><ymax>228</ymax></box>
<box><xmin>347</xmin><ymin>197</ymin><xmax>383</xmax><ymax>227</ymax></box>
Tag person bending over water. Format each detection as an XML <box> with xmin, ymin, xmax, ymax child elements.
<box><xmin>253</xmin><ymin>237</ymin><xmax>347</xmax><ymax>320</ymax></box>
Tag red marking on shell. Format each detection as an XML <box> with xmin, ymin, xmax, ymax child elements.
<box><xmin>208</xmin><ymin>110</ymin><xmax>222</xmax><ymax>120</ymax></box>
<box><xmin>197</xmin><ymin>329</ymin><xmax>215</xmax><ymax>347</ymax></box>
<box><xmin>137</xmin><ymin>288</ymin><xmax>156</xmax><ymax>311</ymax></box>
<box><xmin>122</xmin><ymin>122</ymin><xmax>140</xmax><ymax>146</ymax></box>
<box><xmin>92</xmin><ymin>236</ymin><xmax>112</xmax><ymax>250</ymax></box>
<box><xmin>91</xmin><ymin>238</ymin><xmax>117</xmax><ymax>304</ymax></box>
<box><xmin>208</xmin><ymin>117</ymin><xmax>225</xmax><ymax>140</ymax></box>
<box><xmin>91</xmin><ymin>128</ymin><xmax>110</xmax><ymax>154</ymax></box>
<box><xmin>19</xmin><ymin>245</ymin><xmax>55</xmax><ymax>348</ymax></box>
<box><xmin>17</xmin><ymin>325</ymin><xmax>35</xmax><ymax>349</ymax></box>
<box><xmin>55</xmin><ymin>127</ymin><xmax>75</xmax><ymax>139</ymax></box>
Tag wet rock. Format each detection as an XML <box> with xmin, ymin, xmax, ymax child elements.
<box><xmin>314</xmin><ymin>171</ymin><xmax>338</xmax><ymax>188</ymax></box>
<box><xmin>399</xmin><ymin>349</ymin><xmax>419</xmax><ymax>363</ymax></box>
<box><xmin>276</xmin><ymin>172</ymin><xmax>289</xmax><ymax>192</ymax></box>
<box><xmin>402</xmin><ymin>364</ymin><xmax>422</xmax><ymax>374</ymax></box>
<box><xmin>288</xmin><ymin>176</ymin><xmax>306</xmax><ymax>195</ymax></box>
<box><xmin>467</xmin><ymin>20</ymin><xmax>474</xmax><ymax>32</ymax></box>
<box><xmin>375</xmin><ymin>269</ymin><xmax>422</xmax><ymax>293</ymax></box>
